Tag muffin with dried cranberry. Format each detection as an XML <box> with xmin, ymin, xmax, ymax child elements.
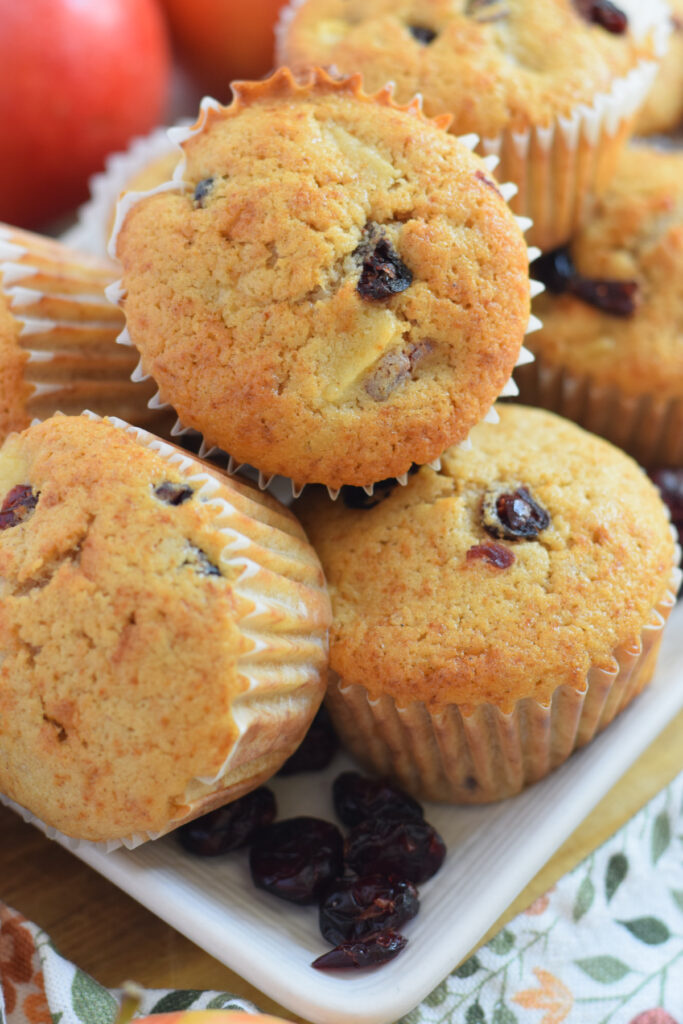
<box><xmin>518</xmin><ymin>144</ymin><xmax>683</xmax><ymax>468</ymax></box>
<box><xmin>277</xmin><ymin>0</ymin><xmax>669</xmax><ymax>249</ymax></box>
<box><xmin>634</xmin><ymin>0</ymin><xmax>683</xmax><ymax>135</ymax></box>
<box><xmin>0</xmin><ymin>413</ymin><xmax>330</xmax><ymax>844</ymax></box>
<box><xmin>0</xmin><ymin>224</ymin><xmax>171</xmax><ymax>441</ymax></box>
<box><xmin>296</xmin><ymin>404</ymin><xmax>680</xmax><ymax>803</ymax></box>
<box><xmin>110</xmin><ymin>67</ymin><xmax>532</xmax><ymax>492</ymax></box>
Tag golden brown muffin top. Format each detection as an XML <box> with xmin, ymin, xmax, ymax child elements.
<box><xmin>0</xmin><ymin>414</ymin><xmax>329</xmax><ymax>841</ymax></box>
<box><xmin>114</xmin><ymin>69</ymin><xmax>531</xmax><ymax>489</ymax></box>
<box><xmin>635</xmin><ymin>0</ymin><xmax>683</xmax><ymax>135</ymax></box>
<box><xmin>278</xmin><ymin>0</ymin><xmax>665</xmax><ymax>137</ymax></box>
<box><xmin>297</xmin><ymin>404</ymin><xmax>676</xmax><ymax>713</ymax></box>
<box><xmin>530</xmin><ymin>145</ymin><xmax>683</xmax><ymax>398</ymax></box>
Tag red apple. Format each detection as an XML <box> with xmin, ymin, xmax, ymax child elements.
<box><xmin>159</xmin><ymin>0</ymin><xmax>287</xmax><ymax>102</ymax></box>
<box><xmin>0</xmin><ymin>0</ymin><xmax>171</xmax><ymax>228</ymax></box>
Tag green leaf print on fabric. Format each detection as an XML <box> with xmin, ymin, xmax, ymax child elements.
<box><xmin>491</xmin><ymin>1004</ymin><xmax>518</xmax><ymax>1024</ymax></box>
<box><xmin>70</xmin><ymin>970</ymin><xmax>117</xmax><ymax>1024</ymax></box>
<box><xmin>465</xmin><ymin>1001</ymin><xmax>486</xmax><ymax>1023</ymax></box>
<box><xmin>453</xmin><ymin>954</ymin><xmax>481</xmax><ymax>978</ymax></box>
<box><xmin>150</xmin><ymin>990</ymin><xmax>204</xmax><ymax>1013</ymax></box>
<box><xmin>573</xmin><ymin>875</ymin><xmax>596</xmax><ymax>921</ymax></box>
<box><xmin>206</xmin><ymin>994</ymin><xmax>252</xmax><ymax>1010</ymax></box>
<box><xmin>398</xmin><ymin>1007</ymin><xmax>422</xmax><ymax>1024</ymax></box>
<box><xmin>605</xmin><ymin>852</ymin><xmax>629</xmax><ymax>902</ymax></box>
<box><xmin>671</xmin><ymin>889</ymin><xmax>683</xmax><ymax>914</ymax></box>
<box><xmin>51</xmin><ymin>1014</ymin><xmax>63</xmax><ymax>1024</ymax></box>
<box><xmin>575</xmin><ymin>955</ymin><xmax>632</xmax><ymax>983</ymax></box>
<box><xmin>652</xmin><ymin>811</ymin><xmax>671</xmax><ymax>864</ymax></box>
<box><xmin>423</xmin><ymin>980</ymin><xmax>450</xmax><ymax>1007</ymax></box>
<box><xmin>488</xmin><ymin>930</ymin><xmax>516</xmax><ymax>956</ymax></box>
<box><xmin>618</xmin><ymin>917</ymin><xmax>671</xmax><ymax>945</ymax></box>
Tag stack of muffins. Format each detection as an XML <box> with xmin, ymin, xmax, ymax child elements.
<box><xmin>0</xmin><ymin>0</ymin><xmax>680</xmax><ymax>846</ymax></box>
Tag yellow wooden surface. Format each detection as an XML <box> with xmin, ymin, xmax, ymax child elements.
<box><xmin>1</xmin><ymin>709</ymin><xmax>682</xmax><ymax>1024</ymax></box>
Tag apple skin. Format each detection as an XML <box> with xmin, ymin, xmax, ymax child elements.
<box><xmin>135</xmin><ymin>1013</ymin><xmax>296</xmax><ymax>1024</ymax></box>
<box><xmin>0</xmin><ymin>0</ymin><xmax>171</xmax><ymax>228</ymax></box>
<box><xmin>159</xmin><ymin>0</ymin><xmax>287</xmax><ymax>102</ymax></box>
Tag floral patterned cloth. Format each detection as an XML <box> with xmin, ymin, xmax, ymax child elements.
<box><xmin>1</xmin><ymin>772</ymin><xmax>682</xmax><ymax>1024</ymax></box>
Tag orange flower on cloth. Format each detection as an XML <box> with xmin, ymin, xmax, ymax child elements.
<box><xmin>22</xmin><ymin>970</ymin><xmax>51</xmax><ymax>1024</ymax></box>
<box><xmin>0</xmin><ymin>906</ymin><xmax>34</xmax><ymax>1015</ymax></box>
<box><xmin>513</xmin><ymin>967</ymin><xmax>574</xmax><ymax>1024</ymax></box>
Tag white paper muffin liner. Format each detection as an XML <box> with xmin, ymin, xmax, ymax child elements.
<box><xmin>0</xmin><ymin>411</ymin><xmax>330</xmax><ymax>851</ymax></box>
<box><xmin>62</xmin><ymin>124</ymin><xmax>190</xmax><ymax>259</ymax></box>
<box><xmin>276</xmin><ymin>0</ymin><xmax>671</xmax><ymax>250</ymax></box>
<box><xmin>0</xmin><ymin>225</ymin><xmax>171</xmax><ymax>434</ymax></box>
<box><xmin>517</xmin><ymin>354</ymin><xmax>683</xmax><ymax>468</ymax></box>
<box><xmin>325</xmin><ymin>540</ymin><xmax>681</xmax><ymax>804</ymax></box>
<box><xmin>104</xmin><ymin>97</ymin><xmax>540</xmax><ymax>500</ymax></box>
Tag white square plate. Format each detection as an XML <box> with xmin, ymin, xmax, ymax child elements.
<box><xmin>49</xmin><ymin>602</ymin><xmax>683</xmax><ymax>1024</ymax></box>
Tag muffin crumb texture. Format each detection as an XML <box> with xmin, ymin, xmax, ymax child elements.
<box><xmin>0</xmin><ymin>415</ymin><xmax>330</xmax><ymax>842</ymax></box>
<box><xmin>298</xmin><ymin>405</ymin><xmax>676</xmax><ymax>714</ymax></box>
<box><xmin>115</xmin><ymin>71</ymin><xmax>530</xmax><ymax>487</ymax></box>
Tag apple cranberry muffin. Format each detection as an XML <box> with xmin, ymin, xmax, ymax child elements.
<box><xmin>111</xmin><ymin>68</ymin><xmax>531</xmax><ymax>491</ymax></box>
<box><xmin>0</xmin><ymin>413</ymin><xmax>330</xmax><ymax>843</ymax></box>
<box><xmin>0</xmin><ymin>225</ymin><xmax>170</xmax><ymax>442</ymax></box>
<box><xmin>278</xmin><ymin>0</ymin><xmax>669</xmax><ymax>248</ymax></box>
<box><xmin>296</xmin><ymin>405</ymin><xmax>680</xmax><ymax>802</ymax></box>
<box><xmin>635</xmin><ymin>0</ymin><xmax>683</xmax><ymax>135</ymax></box>
<box><xmin>518</xmin><ymin>144</ymin><xmax>683</xmax><ymax>467</ymax></box>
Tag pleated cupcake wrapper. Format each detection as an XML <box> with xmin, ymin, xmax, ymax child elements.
<box><xmin>104</xmin><ymin>84</ymin><xmax>541</xmax><ymax>500</ymax></box>
<box><xmin>1</xmin><ymin>411</ymin><xmax>329</xmax><ymax>852</ymax></box>
<box><xmin>0</xmin><ymin>225</ymin><xmax>169</xmax><ymax>433</ymax></box>
<box><xmin>63</xmin><ymin>123</ymin><xmax>191</xmax><ymax>259</ymax></box>
<box><xmin>326</xmin><ymin>552</ymin><xmax>681</xmax><ymax>804</ymax></box>
<box><xmin>275</xmin><ymin>0</ymin><xmax>670</xmax><ymax>251</ymax></box>
<box><xmin>516</xmin><ymin>352</ymin><xmax>683</xmax><ymax>468</ymax></box>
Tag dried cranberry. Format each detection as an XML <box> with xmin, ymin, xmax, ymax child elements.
<box><xmin>408</xmin><ymin>25</ymin><xmax>437</xmax><ymax>43</ymax></box>
<box><xmin>182</xmin><ymin>544</ymin><xmax>221</xmax><ymax>576</ymax></box>
<box><xmin>649</xmin><ymin>469</ymin><xmax>683</xmax><ymax>534</ymax></box>
<box><xmin>482</xmin><ymin>485</ymin><xmax>550</xmax><ymax>541</ymax></box>
<box><xmin>278</xmin><ymin>706</ymin><xmax>339</xmax><ymax>776</ymax></box>
<box><xmin>345</xmin><ymin>818</ymin><xmax>446</xmax><ymax>884</ymax></box>
<box><xmin>573</xmin><ymin>0</ymin><xmax>628</xmax><ymax>33</ymax></box>
<box><xmin>249</xmin><ymin>817</ymin><xmax>344</xmax><ymax>904</ymax></box>
<box><xmin>532</xmin><ymin>246</ymin><xmax>638</xmax><ymax>317</ymax></box>
<box><xmin>0</xmin><ymin>485</ymin><xmax>39</xmax><ymax>530</ymax></box>
<box><xmin>154</xmin><ymin>481</ymin><xmax>194</xmax><ymax>505</ymax></box>
<box><xmin>194</xmin><ymin>177</ymin><xmax>215</xmax><ymax>206</ymax></box>
<box><xmin>177</xmin><ymin>787</ymin><xmax>276</xmax><ymax>856</ymax></box>
<box><xmin>466</xmin><ymin>541</ymin><xmax>515</xmax><ymax>568</ymax></box>
<box><xmin>333</xmin><ymin>772</ymin><xmax>424</xmax><ymax>827</ymax></box>
<box><xmin>341</xmin><ymin>464</ymin><xmax>420</xmax><ymax>510</ymax></box>
<box><xmin>355</xmin><ymin>226</ymin><xmax>412</xmax><ymax>301</ymax></box>
<box><xmin>319</xmin><ymin>875</ymin><xmax>419</xmax><ymax>945</ymax></box>
<box><xmin>312</xmin><ymin>929</ymin><xmax>407</xmax><ymax>970</ymax></box>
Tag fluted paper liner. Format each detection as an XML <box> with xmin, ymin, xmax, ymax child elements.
<box><xmin>276</xmin><ymin>0</ymin><xmax>670</xmax><ymax>251</ymax></box>
<box><xmin>106</xmin><ymin>68</ymin><xmax>540</xmax><ymax>498</ymax></box>
<box><xmin>0</xmin><ymin>412</ymin><xmax>330</xmax><ymax>851</ymax></box>
<box><xmin>325</xmin><ymin>554</ymin><xmax>681</xmax><ymax>804</ymax></box>
<box><xmin>517</xmin><ymin>353</ymin><xmax>683</xmax><ymax>468</ymax></box>
<box><xmin>0</xmin><ymin>225</ymin><xmax>171</xmax><ymax>435</ymax></box>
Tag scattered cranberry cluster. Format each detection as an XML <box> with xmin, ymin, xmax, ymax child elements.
<box><xmin>176</xmin><ymin>710</ymin><xmax>446</xmax><ymax>971</ymax></box>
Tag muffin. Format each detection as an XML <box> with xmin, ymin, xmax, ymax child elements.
<box><xmin>0</xmin><ymin>224</ymin><xmax>171</xmax><ymax>441</ymax></box>
<box><xmin>518</xmin><ymin>144</ymin><xmax>683</xmax><ymax>468</ymax></box>
<box><xmin>0</xmin><ymin>413</ymin><xmax>330</xmax><ymax>844</ymax></box>
<box><xmin>110</xmin><ymin>67</ymin><xmax>532</xmax><ymax>492</ymax></box>
<box><xmin>634</xmin><ymin>0</ymin><xmax>683</xmax><ymax>135</ymax></box>
<box><xmin>296</xmin><ymin>404</ymin><xmax>680</xmax><ymax>803</ymax></box>
<box><xmin>277</xmin><ymin>0</ymin><xmax>670</xmax><ymax>249</ymax></box>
